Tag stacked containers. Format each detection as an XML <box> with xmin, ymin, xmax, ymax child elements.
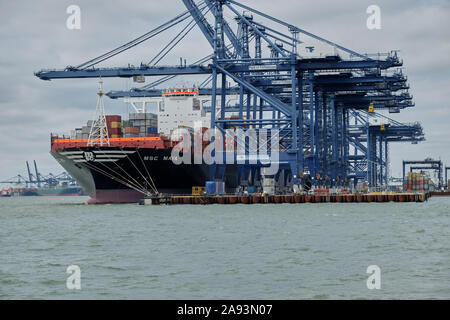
<box><xmin>106</xmin><ymin>115</ymin><xmax>122</xmax><ymax>138</ymax></box>
<box><xmin>123</xmin><ymin>126</ymin><xmax>139</xmax><ymax>137</ymax></box>
<box><xmin>77</xmin><ymin>120</ymin><xmax>94</xmax><ymax>139</ymax></box>
<box><xmin>424</xmin><ymin>176</ymin><xmax>429</xmax><ymax>192</ymax></box>
<box><xmin>74</xmin><ymin>128</ymin><xmax>82</xmax><ymax>139</ymax></box>
<box><xmin>122</xmin><ymin>120</ymin><xmax>137</xmax><ymax>138</ymax></box>
<box><xmin>407</xmin><ymin>172</ymin><xmax>413</xmax><ymax>192</ymax></box>
<box><xmin>129</xmin><ymin>113</ymin><xmax>158</xmax><ymax>137</ymax></box>
<box><xmin>146</xmin><ymin>113</ymin><xmax>158</xmax><ymax>137</ymax></box>
<box><xmin>81</xmin><ymin>125</ymin><xmax>91</xmax><ymax>139</ymax></box>
<box><xmin>404</xmin><ymin>172</ymin><xmax>429</xmax><ymax>192</ymax></box>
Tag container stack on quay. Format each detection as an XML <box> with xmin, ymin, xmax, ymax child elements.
<box><xmin>403</xmin><ymin>172</ymin><xmax>432</xmax><ymax>193</ymax></box>
<box><xmin>0</xmin><ymin>187</ymin><xmax>38</xmax><ymax>197</ymax></box>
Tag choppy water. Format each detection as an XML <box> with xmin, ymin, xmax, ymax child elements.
<box><xmin>0</xmin><ymin>196</ymin><xmax>449</xmax><ymax>299</ymax></box>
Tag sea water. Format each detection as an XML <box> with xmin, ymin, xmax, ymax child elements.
<box><xmin>0</xmin><ymin>196</ymin><xmax>448</xmax><ymax>299</ymax></box>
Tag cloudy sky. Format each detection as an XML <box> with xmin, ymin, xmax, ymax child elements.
<box><xmin>0</xmin><ymin>0</ymin><xmax>449</xmax><ymax>184</ymax></box>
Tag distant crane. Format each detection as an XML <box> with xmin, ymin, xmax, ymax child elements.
<box><xmin>445</xmin><ymin>166</ymin><xmax>450</xmax><ymax>189</ymax></box>
<box><xmin>34</xmin><ymin>160</ymin><xmax>41</xmax><ymax>188</ymax></box>
<box><xmin>0</xmin><ymin>175</ymin><xmax>30</xmax><ymax>186</ymax></box>
<box><xmin>26</xmin><ymin>161</ymin><xmax>33</xmax><ymax>187</ymax></box>
<box><xmin>0</xmin><ymin>161</ymin><xmax>77</xmax><ymax>187</ymax></box>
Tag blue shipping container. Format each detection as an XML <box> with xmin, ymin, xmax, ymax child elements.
<box><xmin>205</xmin><ymin>181</ymin><xmax>216</xmax><ymax>195</ymax></box>
<box><xmin>147</xmin><ymin>127</ymin><xmax>157</xmax><ymax>134</ymax></box>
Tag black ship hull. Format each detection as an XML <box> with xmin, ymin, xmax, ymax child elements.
<box><xmin>51</xmin><ymin>147</ymin><xmax>237</xmax><ymax>204</ymax></box>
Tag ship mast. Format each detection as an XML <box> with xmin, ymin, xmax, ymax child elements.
<box><xmin>87</xmin><ymin>79</ymin><xmax>110</xmax><ymax>146</ymax></box>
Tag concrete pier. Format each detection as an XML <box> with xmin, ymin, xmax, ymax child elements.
<box><xmin>139</xmin><ymin>192</ymin><xmax>430</xmax><ymax>205</ymax></box>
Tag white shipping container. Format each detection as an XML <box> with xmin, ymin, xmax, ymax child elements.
<box><xmin>262</xmin><ymin>177</ymin><xmax>275</xmax><ymax>195</ymax></box>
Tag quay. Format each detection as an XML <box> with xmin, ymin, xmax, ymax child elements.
<box><xmin>139</xmin><ymin>192</ymin><xmax>432</xmax><ymax>205</ymax></box>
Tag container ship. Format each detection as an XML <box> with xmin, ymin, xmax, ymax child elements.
<box><xmin>1</xmin><ymin>184</ymin><xmax>84</xmax><ymax>197</ymax></box>
<box><xmin>51</xmin><ymin>88</ymin><xmax>237</xmax><ymax>204</ymax></box>
<box><xmin>36</xmin><ymin>184</ymin><xmax>84</xmax><ymax>196</ymax></box>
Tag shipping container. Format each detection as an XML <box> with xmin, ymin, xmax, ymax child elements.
<box><xmin>192</xmin><ymin>186</ymin><xmax>205</xmax><ymax>195</ymax></box>
<box><xmin>205</xmin><ymin>181</ymin><xmax>216</xmax><ymax>195</ymax></box>
<box><xmin>110</xmin><ymin>121</ymin><xmax>121</xmax><ymax>129</ymax></box>
<box><xmin>122</xmin><ymin>120</ymin><xmax>132</xmax><ymax>127</ymax></box>
<box><xmin>106</xmin><ymin>115</ymin><xmax>121</xmax><ymax>123</ymax></box>
<box><xmin>124</xmin><ymin>126</ymin><xmax>139</xmax><ymax>134</ymax></box>
<box><xmin>205</xmin><ymin>181</ymin><xmax>225</xmax><ymax>195</ymax></box>
<box><xmin>108</xmin><ymin>128</ymin><xmax>122</xmax><ymax>134</ymax></box>
<box><xmin>147</xmin><ymin>127</ymin><xmax>157</xmax><ymax>134</ymax></box>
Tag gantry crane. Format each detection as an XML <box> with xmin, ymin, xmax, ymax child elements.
<box><xmin>35</xmin><ymin>0</ymin><xmax>424</xmax><ymax>190</ymax></box>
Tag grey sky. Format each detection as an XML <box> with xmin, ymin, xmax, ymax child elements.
<box><xmin>0</xmin><ymin>0</ymin><xmax>449</xmax><ymax>183</ymax></box>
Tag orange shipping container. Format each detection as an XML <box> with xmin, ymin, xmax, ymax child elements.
<box><xmin>124</xmin><ymin>126</ymin><xmax>139</xmax><ymax>134</ymax></box>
